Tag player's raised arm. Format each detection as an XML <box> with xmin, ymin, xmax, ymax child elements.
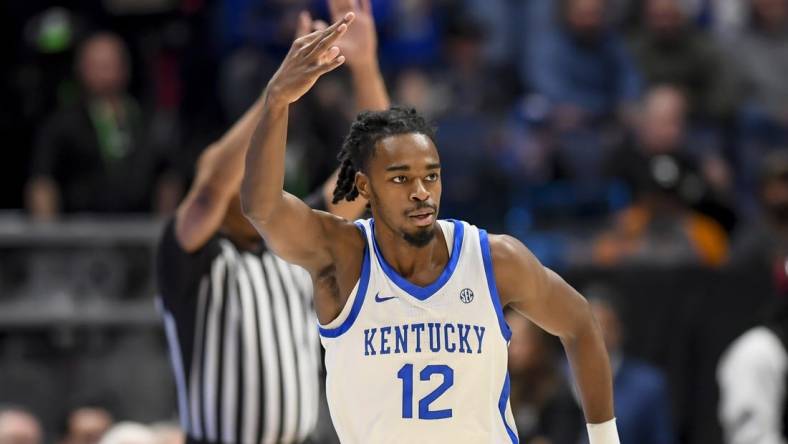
<box><xmin>490</xmin><ymin>234</ymin><xmax>621</xmax><ymax>444</ymax></box>
<box><xmin>241</xmin><ymin>13</ymin><xmax>356</xmax><ymax>269</ymax></box>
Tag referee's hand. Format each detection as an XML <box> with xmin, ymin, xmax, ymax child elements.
<box><xmin>266</xmin><ymin>12</ymin><xmax>355</xmax><ymax>107</ymax></box>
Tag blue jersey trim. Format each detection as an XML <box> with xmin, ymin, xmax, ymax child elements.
<box><xmin>370</xmin><ymin>219</ymin><xmax>464</xmax><ymax>301</ymax></box>
<box><xmin>318</xmin><ymin>222</ymin><xmax>371</xmax><ymax>338</ymax></box>
<box><xmin>498</xmin><ymin>371</ymin><xmax>519</xmax><ymax>444</ymax></box>
<box><xmin>479</xmin><ymin>229</ymin><xmax>512</xmax><ymax>341</ymax></box>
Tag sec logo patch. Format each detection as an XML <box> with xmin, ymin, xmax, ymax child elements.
<box><xmin>459</xmin><ymin>288</ymin><xmax>474</xmax><ymax>304</ymax></box>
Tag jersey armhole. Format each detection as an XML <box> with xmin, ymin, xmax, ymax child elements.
<box><xmin>479</xmin><ymin>229</ymin><xmax>513</xmax><ymax>342</ymax></box>
<box><xmin>318</xmin><ymin>222</ymin><xmax>371</xmax><ymax>338</ymax></box>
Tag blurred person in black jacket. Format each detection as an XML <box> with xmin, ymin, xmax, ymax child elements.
<box><xmin>26</xmin><ymin>32</ymin><xmax>181</xmax><ymax>218</ymax></box>
<box><xmin>605</xmin><ymin>84</ymin><xmax>736</xmax><ymax>228</ymax></box>
<box><xmin>596</xmin><ymin>85</ymin><xmax>731</xmax><ymax>266</ymax></box>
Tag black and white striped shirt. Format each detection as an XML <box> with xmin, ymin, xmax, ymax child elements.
<box><xmin>157</xmin><ymin>221</ymin><xmax>321</xmax><ymax>444</ymax></box>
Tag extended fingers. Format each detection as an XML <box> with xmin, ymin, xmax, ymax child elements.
<box><xmin>302</xmin><ymin>12</ymin><xmax>354</xmax><ymax>58</ymax></box>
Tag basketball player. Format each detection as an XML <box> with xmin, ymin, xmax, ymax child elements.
<box><xmin>157</xmin><ymin>1</ymin><xmax>387</xmax><ymax>443</ymax></box>
<box><xmin>240</xmin><ymin>13</ymin><xmax>620</xmax><ymax>444</ymax></box>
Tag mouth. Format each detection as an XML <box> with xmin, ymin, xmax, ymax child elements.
<box><xmin>408</xmin><ymin>209</ymin><xmax>435</xmax><ymax>227</ymax></box>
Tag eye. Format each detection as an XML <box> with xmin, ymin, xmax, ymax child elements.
<box><xmin>392</xmin><ymin>176</ymin><xmax>407</xmax><ymax>184</ymax></box>
<box><xmin>425</xmin><ymin>173</ymin><xmax>439</xmax><ymax>182</ymax></box>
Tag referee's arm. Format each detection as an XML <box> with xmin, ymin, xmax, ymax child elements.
<box><xmin>174</xmin><ymin>93</ymin><xmax>267</xmax><ymax>253</ymax></box>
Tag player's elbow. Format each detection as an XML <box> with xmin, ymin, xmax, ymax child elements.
<box><xmin>239</xmin><ymin>186</ymin><xmax>263</xmax><ymax>223</ymax></box>
<box><xmin>559</xmin><ymin>296</ymin><xmax>597</xmax><ymax>345</ymax></box>
<box><xmin>239</xmin><ymin>182</ymin><xmax>277</xmax><ymax>226</ymax></box>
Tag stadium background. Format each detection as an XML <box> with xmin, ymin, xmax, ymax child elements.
<box><xmin>1</xmin><ymin>0</ymin><xmax>787</xmax><ymax>443</ymax></box>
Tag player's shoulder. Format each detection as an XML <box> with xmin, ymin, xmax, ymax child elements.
<box><xmin>485</xmin><ymin>232</ymin><xmax>536</xmax><ymax>265</ymax></box>
<box><xmin>313</xmin><ymin>210</ymin><xmax>368</xmax><ymax>251</ymax></box>
<box><xmin>482</xmin><ymin>232</ymin><xmax>546</xmax><ymax>301</ymax></box>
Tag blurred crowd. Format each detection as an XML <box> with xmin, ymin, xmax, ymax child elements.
<box><xmin>2</xmin><ymin>0</ymin><xmax>788</xmax><ymax>266</ymax></box>
<box><xmin>0</xmin><ymin>405</ymin><xmax>182</xmax><ymax>444</ymax></box>
<box><xmin>3</xmin><ymin>0</ymin><xmax>788</xmax><ymax>272</ymax></box>
<box><xmin>3</xmin><ymin>0</ymin><xmax>788</xmax><ymax>443</ymax></box>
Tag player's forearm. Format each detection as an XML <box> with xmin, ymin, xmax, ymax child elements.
<box><xmin>350</xmin><ymin>61</ymin><xmax>389</xmax><ymax>112</ymax></box>
<box><xmin>561</xmin><ymin>313</ymin><xmax>615</xmax><ymax>424</ymax></box>
<box><xmin>241</xmin><ymin>93</ymin><xmax>291</xmax><ymax>224</ymax></box>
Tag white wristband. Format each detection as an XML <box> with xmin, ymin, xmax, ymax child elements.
<box><xmin>587</xmin><ymin>418</ymin><xmax>621</xmax><ymax>444</ymax></box>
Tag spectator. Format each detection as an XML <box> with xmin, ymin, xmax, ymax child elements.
<box><xmin>585</xmin><ymin>286</ymin><xmax>676</xmax><ymax>444</ymax></box>
<box><xmin>595</xmin><ymin>86</ymin><xmax>731</xmax><ymax>266</ymax></box>
<box><xmin>26</xmin><ymin>32</ymin><xmax>181</xmax><ymax>218</ymax></box>
<box><xmin>62</xmin><ymin>407</ymin><xmax>113</xmax><ymax>444</ymax></box>
<box><xmin>606</xmin><ymin>85</ymin><xmax>736</xmax><ymax>229</ymax></box>
<box><xmin>629</xmin><ymin>0</ymin><xmax>738</xmax><ymax>120</ymax></box>
<box><xmin>718</xmin><ymin>299</ymin><xmax>788</xmax><ymax>444</ymax></box>
<box><xmin>728</xmin><ymin>0</ymin><xmax>788</xmax><ymax>187</ymax></box>
<box><xmin>731</xmin><ymin>0</ymin><xmax>788</xmax><ymax>131</ymax></box>
<box><xmin>0</xmin><ymin>407</ymin><xmax>43</xmax><ymax>444</ymax></box>
<box><xmin>438</xmin><ymin>14</ymin><xmax>520</xmax><ymax>116</ymax></box>
<box><xmin>506</xmin><ymin>310</ymin><xmax>584</xmax><ymax>444</ymax></box>
<box><xmin>393</xmin><ymin>68</ymin><xmax>448</xmax><ymax>120</ymax></box>
<box><xmin>526</xmin><ymin>0</ymin><xmax>642</xmax><ymax>122</ymax></box>
<box><xmin>732</xmin><ymin>151</ymin><xmax>788</xmax><ymax>292</ymax></box>
<box><xmin>97</xmin><ymin>423</ymin><xmax>155</xmax><ymax>444</ymax></box>
<box><xmin>593</xmin><ymin>158</ymin><xmax>730</xmax><ymax>266</ymax></box>
<box><xmin>377</xmin><ymin>0</ymin><xmax>442</xmax><ymax>70</ymax></box>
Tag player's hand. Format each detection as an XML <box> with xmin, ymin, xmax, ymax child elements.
<box><xmin>294</xmin><ymin>10</ymin><xmax>329</xmax><ymax>38</ymax></box>
<box><xmin>267</xmin><ymin>12</ymin><xmax>355</xmax><ymax>106</ymax></box>
<box><xmin>328</xmin><ymin>0</ymin><xmax>377</xmax><ymax>69</ymax></box>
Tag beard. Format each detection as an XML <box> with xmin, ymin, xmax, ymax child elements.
<box><xmin>402</xmin><ymin>225</ymin><xmax>436</xmax><ymax>247</ymax></box>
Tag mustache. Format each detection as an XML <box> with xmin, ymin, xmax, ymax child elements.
<box><xmin>405</xmin><ymin>202</ymin><xmax>437</xmax><ymax>214</ymax></box>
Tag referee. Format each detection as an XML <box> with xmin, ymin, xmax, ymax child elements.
<box><xmin>156</xmin><ymin>1</ymin><xmax>388</xmax><ymax>442</ymax></box>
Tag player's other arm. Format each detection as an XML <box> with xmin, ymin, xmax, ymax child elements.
<box><xmin>241</xmin><ymin>13</ymin><xmax>356</xmax><ymax>270</ymax></box>
<box><xmin>318</xmin><ymin>0</ymin><xmax>390</xmax><ymax>220</ymax></box>
<box><xmin>490</xmin><ymin>234</ymin><xmax>620</xmax><ymax>443</ymax></box>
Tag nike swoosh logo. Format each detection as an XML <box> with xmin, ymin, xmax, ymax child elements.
<box><xmin>374</xmin><ymin>293</ymin><xmax>397</xmax><ymax>303</ymax></box>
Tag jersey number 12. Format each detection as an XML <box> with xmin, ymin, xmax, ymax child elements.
<box><xmin>396</xmin><ymin>363</ymin><xmax>454</xmax><ymax>420</ymax></box>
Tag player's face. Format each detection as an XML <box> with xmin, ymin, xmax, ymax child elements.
<box><xmin>357</xmin><ymin>133</ymin><xmax>441</xmax><ymax>247</ymax></box>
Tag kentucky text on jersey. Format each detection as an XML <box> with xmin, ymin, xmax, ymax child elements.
<box><xmin>363</xmin><ymin>322</ymin><xmax>486</xmax><ymax>356</ymax></box>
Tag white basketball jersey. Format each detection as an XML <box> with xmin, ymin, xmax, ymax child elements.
<box><xmin>319</xmin><ymin>219</ymin><xmax>519</xmax><ymax>444</ymax></box>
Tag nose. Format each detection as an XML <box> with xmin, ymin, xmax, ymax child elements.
<box><xmin>410</xmin><ymin>179</ymin><xmax>430</xmax><ymax>202</ymax></box>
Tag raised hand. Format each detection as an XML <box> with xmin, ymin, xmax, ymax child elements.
<box><xmin>328</xmin><ymin>0</ymin><xmax>377</xmax><ymax>69</ymax></box>
<box><xmin>295</xmin><ymin>10</ymin><xmax>328</xmax><ymax>39</ymax></box>
<box><xmin>267</xmin><ymin>12</ymin><xmax>355</xmax><ymax>106</ymax></box>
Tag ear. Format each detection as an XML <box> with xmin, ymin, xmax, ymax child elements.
<box><xmin>355</xmin><ymin>171</ymin><xmax>371</xmax><ymax>201</ymax></box>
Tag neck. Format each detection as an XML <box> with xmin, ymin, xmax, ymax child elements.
<box><xmin>373</xmin><ymin>218</ymin><xmax>449</xmax><ymax>285</ymax></box>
